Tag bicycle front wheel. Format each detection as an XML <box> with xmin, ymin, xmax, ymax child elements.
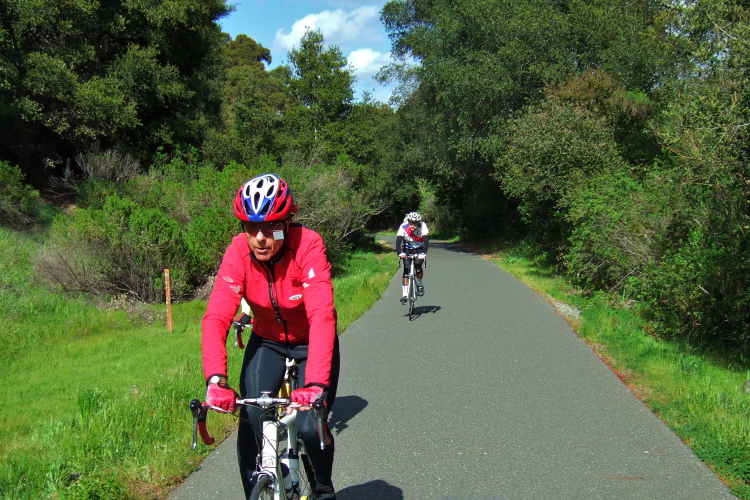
<box><xmin>248</xmin><ymin>473</ymin><xmax>276</xmax><ymax>500</ymax></box>
<box><xmin>295</xmin><ymin>452</ymin><xmax>316</xmax><ymax>499</ymax></box>
<box><xmin>408</xmin><ymin>278</ymin><xmax>416</xmax><ymax>320</ymax></box>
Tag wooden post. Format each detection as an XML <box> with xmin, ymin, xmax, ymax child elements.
<box><xmin>164</xmin><ymin>269</ymin><xmax>173</xmax><ymax>332</ymax></box>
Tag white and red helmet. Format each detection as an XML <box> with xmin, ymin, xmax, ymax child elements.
<box><xmin>233</xmin><ymin>174</ymin><xmax>296</xmax><ymax>222</ymax></box>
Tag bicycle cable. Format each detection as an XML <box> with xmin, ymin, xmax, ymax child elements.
<box><xmin>250</xmin><ymin>404</ymin><xmax>287</xmax><ymax>458</ymax></box>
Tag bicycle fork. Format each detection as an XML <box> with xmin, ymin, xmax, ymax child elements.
<box><xmin>410</xmin><ymin>259</ymin><xmax>417</xmax><ymax>299</ymax></box>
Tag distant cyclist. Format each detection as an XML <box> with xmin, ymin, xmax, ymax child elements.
<box><xmin>395</xmin><ymin>211</ymin><xmax>430</xmax><ymax>304</ymax></box>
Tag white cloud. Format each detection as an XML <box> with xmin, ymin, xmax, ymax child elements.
<box><xmin>348</xmin><ymin>49</ymin><xmax>396</xmax><ymax>103</ymax></box>
<box><xmin>273</xmin><ymin>4</ymin><xmax>396</xmax><ymax>103</ymax></box>
<box><xmin>274</xmin><ymin>6</ymin><xmax>382</xmax><ymax>55</ymax></box>
<box><xmin>348</xmin><ymin>48</ymin><xmax>392</xmax><ymax>81</ymax></box>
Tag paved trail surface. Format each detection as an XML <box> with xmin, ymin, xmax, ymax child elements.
<box><xmin>169</xmin><ymin>240</ymin><xmax>736</xmax><ymax>500</ymax></box>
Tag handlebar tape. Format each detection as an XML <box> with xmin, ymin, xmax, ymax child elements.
<box><xmin>190</xmin><ymin>399</ymin><xmax>215</xmax><ymax>448</ymax></box>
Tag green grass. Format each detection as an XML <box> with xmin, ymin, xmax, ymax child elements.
<box><xmin>333</xmin><ymin>243</ymin><xmax>397</xmax><ymax>332</ymax></box>
<box><xmin>483</xmin><ymin>241</ymin><xmax>750</xmax><ymax>499</ymax></box>
<box><xmin>7</xmin><ymin>224</ymin><xmax>749</xmax><ymax>497</ymax></box>
<box><xmin>0</xmin><ymin>228</ymin><xmax>397</xmax><ymax>500</ymax></box>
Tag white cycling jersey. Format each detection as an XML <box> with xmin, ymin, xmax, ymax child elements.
<box><xmin>397</xmin><ymin>221</ymin><xmax>429</xmax><ymax>252</ymax></box>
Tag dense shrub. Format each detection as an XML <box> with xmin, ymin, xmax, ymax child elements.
<box><xmin>36</xmin><ymin>159</ymin><xmax>258</xmax><ymax>302</ymax></box>
<box><xmin>498</xmin><ymin>101</ymin><xmax>629</xmax><ymax>253</ymax></box>
<box><xmin>0</xmin><ymin>161</ymin><xmax>40</xmax><ymax>228</ymax></box>
<box><xmin>634</xmin><ymin>227</ymin><xmax>750</xmax><ymax>351</ymax></box>
<box><xmin>36</xmin><ymin>152</ymin><xmax>389</xmax><ymax>301</ymax></box>
<box><xmin>36</xmin><ymin>197</ymin><xmax>190</xmax><ymax>301</ymax></box>
<box><xmin>76</xmin><ymin>147</ymin><xmax>140</xmax><ymax>183</ymax></box>
<box><xmin>565</xmin><ymin>169</ymin><xmax>683</xmax><ymax>292</ymax></box>
<box><xmin>636</xmin><ymin>30</ymin><xmax>750</xmax><ymax>353</ymax></box>
<box><xmin>632</xmin><ymin>179</ymin><xmax>750</xmax><ymax>353</ymax></box>
<box><xmin>564</xmin><ymin>161</ymin><xmax>750</xmax><ymax>354</ymax></box>
<box><xmin>35</xmin><ymin>212</ymin><xmax>109</xmax><ymax>297</ymax></box>
<box><xmin>282</xmin><ymin>162</ymin><xmax>385</xmax><ymax>256</ymax></box>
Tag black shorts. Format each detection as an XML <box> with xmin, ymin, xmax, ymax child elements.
<box><xmin>402</xmin><ymin>253</ymin><xmax>424</xmax><ymax>277</ymax></box>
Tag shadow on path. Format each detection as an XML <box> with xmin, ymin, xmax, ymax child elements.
<box><xmin>337</xmin><ymin>480</ymin><xmax>403</xmax><ymax>500</ymax></box>
<box><xmin>330</xmin><ymin>395</ymin><xmax>368</xmax><ymax>435</ymax></box>
<box><xmin>403</xmin><ymin>303</ymin><xmax>441</xmax><ymax>321</ymax></box>
<box><xmin>427</xmin><ymin>241</ymin><xmax>473</xmax><ymax>254</ymax></box>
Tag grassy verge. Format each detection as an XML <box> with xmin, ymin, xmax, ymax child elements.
<box><xmin>0</xmin><ymin>228</ymin><xmax>396</xmax><ymax>500</ymax></box>
<box><xmin>476</xmin><ymin>240</ymin><xmax>750</xmax><ymax>499</ymax></box>
<box><xmin>333</xmin><ymin>243</ymin><xmax>397</xmax><ymax>333</ymax></box>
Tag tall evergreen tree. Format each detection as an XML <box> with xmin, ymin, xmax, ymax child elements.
<box><xmin>281</xmin><ymin>29</ymin><xmax>356</xmax><ymax>162</ymax></box>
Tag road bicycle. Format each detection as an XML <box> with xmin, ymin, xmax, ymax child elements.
<box><xmin>190</xmin><ymin>321</ymin><xmax>327</xmax><ymax>500</ymax></box>
<box><xmin>401</xmin><ymin>254</ymin><xmax>424</xmax><ymax>321</ymax></box>
<box><xmin>190</xmin><ymin>358</ymin><xmax>326</xmax><ymax>500</ymax></box>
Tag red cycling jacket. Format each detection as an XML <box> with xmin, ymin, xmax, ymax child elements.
<box><xmin>202</xmin><ymin>223</ymin><xmax>337</xmax><ymax>388</ymax></box>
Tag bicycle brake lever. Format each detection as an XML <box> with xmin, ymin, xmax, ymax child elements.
<box><xmin>234</xmin><ymin>323</ymin><xmax>245</xmax><ymax>349</ymax></box>
<box><xmin>312</xmin><ymin>399</ymin><xmax>327</xmax><ymax>450</ymax></box>
<box><xmin>190</xmin><ymin>399</ymin><xmax>215</xmax><ymax>449</ymax></box>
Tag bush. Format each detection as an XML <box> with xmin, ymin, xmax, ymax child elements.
<box><xmin>280</xmin><ymin>161</ymin><xmax>386</xmax><ymax>257</ymax></box>
<box><xmin>565</xmin><ymin>161</ymin><xmax>750</xmax><ymax>355</ymax></box>
<box><xmin>633</xmin><ymin>190</ymin><xmax>750</xmax><ymax>353</ymax></box>
<box><xmin>35</xmin><ymin>212</ymin><xmax>108</xmax><ymax>297</ymax></box>
<box><xmin>0</xmin><ymin>161</ymin><xmax>40</xmax><ymax>228</ymax></box>
<box><xmin>76</xmin><ymin>147</ymin><xmax>140</xmax><ymax>183</ymax></box>
<box><xmin>36</xmin><ymin>158</ymin><xmax>257</xmax><ymax>302</ymax></box>
<box><xmin>498</xmin><ymin>100</ymin><xmax>628</xmax><ymax>253</ymax></box>
<box><xmin>37</xmin><ymin>150</ymin><xmax>392</xmax><ymax>301</ymax></box>
<box><xmin>38</xmin><ymin>197</ymin><xmax>196</xmax><ymax>301</ymax></box>
<box><xmin>565</xmin><ymin>169</ymin><xmax>682</xmax><ymax>292</ymax></box>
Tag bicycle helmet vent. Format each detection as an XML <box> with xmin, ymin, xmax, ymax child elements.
<box><xmin>406</xmin><ymin>211</ymin><xmax>422</xmax><ymax>222</ymax></box>
<box><xmin>233</xmin><ymin>174</ymin><xmax>295</xmax><ymax>222</ymax></box>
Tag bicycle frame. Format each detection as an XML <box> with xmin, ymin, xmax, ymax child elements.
<box><xmin>404</xmin><ymin>255</ymin><xmax>418</xmax><ymax>320</ymax></box>
<box><xmin>190</xmin><ymin>357</ymin><xmax>325</xmax><ymax>500</ymax></box>
<box><xmin>249</xmin><ymin>393</ymin><xmax>304</xmax><ymax>500</ymax></box>
<box><xmin>253</xmin><ymin>359</ymin><xmax>307</xmax><ymax>499</ymax></box>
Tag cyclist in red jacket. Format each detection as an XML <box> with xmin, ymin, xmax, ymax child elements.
<box><xmin>202</xmin><ymin>173</ymin><xmax>339</xmax><ymax>500</ymax></box>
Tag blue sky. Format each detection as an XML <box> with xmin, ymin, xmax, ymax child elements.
<box><xmin>218</xmin><ymin>0</ymin><xmax>397</xmax><ymax>103</ymax></box>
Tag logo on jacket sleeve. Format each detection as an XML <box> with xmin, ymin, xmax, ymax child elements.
<box><xmin>289</xmin><ymin>294</ymin><xmax>303</xmax><ymax>301</ymax></box>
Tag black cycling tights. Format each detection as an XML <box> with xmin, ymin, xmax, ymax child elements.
<box><xmin>236</xmin><ymin>334</ymin><xmax>340</xmax><ymax>498</ymax></box>
<box><xmin>402</xmin><ymin>254</ymin><xmax>424</xmax><ymax>278</ymax></box>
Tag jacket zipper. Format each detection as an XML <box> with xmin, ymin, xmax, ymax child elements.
<box><xmin>261</xmin><ymin>262</ymin><xmax>289</xmax><ymax>342</ymax></box>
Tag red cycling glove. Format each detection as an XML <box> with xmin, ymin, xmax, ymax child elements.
<box><xmin>291</xmin><ymin>386</ymin><xmax>324</xmax><ymax>406</ymax></box>
<box><xmin>206</xmin><ymin>383</ymin><xmax>238</xmax><ymax>413</ymax></box>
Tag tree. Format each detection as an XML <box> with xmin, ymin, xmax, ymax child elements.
<box><xmin>635</xmin><ymin>0</ymin><xmax>750</xmax><ymax>351</ymax></box>
<box><xmin>0</xmin><ymin>0</ymin><xmax>231</xmax><ymax>187</ymax></box>
<box><xmin>286</xmin><ymin>29</ymin><xmax>354</xmax><ymax>129</ymax></box>
<box><xmin>210</xmin><ymin>35</ymin><xmax>287</xmax><ymax>163</ymax></box>
<box><xmin>223</xmin><ymin>33</ymin><xmax>272</xmax><ymax>70</ymax></box>
<box><xmin>498</xmin><ymin>97</ymin><xmax>629</xmax><ymax>251</ymax></box>
<box><xmin>380</xmin><ymin>0</ymin><xmax>673</xmax><ymax>235</ymax></box>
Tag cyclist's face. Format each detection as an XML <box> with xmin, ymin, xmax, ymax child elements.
<box><xmin>408</xmin><ymin>220</ymin><xmax>419</xmax><ymax>228</ymax></box>
<box><xmin>243</xmin><ymin>220</ymin><xmax>287</xmax><ymax>261</ymax></box>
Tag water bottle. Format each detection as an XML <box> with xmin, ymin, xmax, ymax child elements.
<box><xmin>280</xmin><ymin>462</ymin><xmax>293</xmax><ymax>497</ymax></box>
<box><xmin>285</xmin><ymin>455</ymin><xmax>300</xmax><ymax>484</ymax></box>
<box><xmin>282</xmin><ymin>453</ymin><xmax>300</xmax><ymax>496</ymax></box>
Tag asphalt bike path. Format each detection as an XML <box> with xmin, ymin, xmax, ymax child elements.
<box><xmin>169</xmin><ymin>240</ymin><xmax>736</xmax><ymax>500</ymax></box>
